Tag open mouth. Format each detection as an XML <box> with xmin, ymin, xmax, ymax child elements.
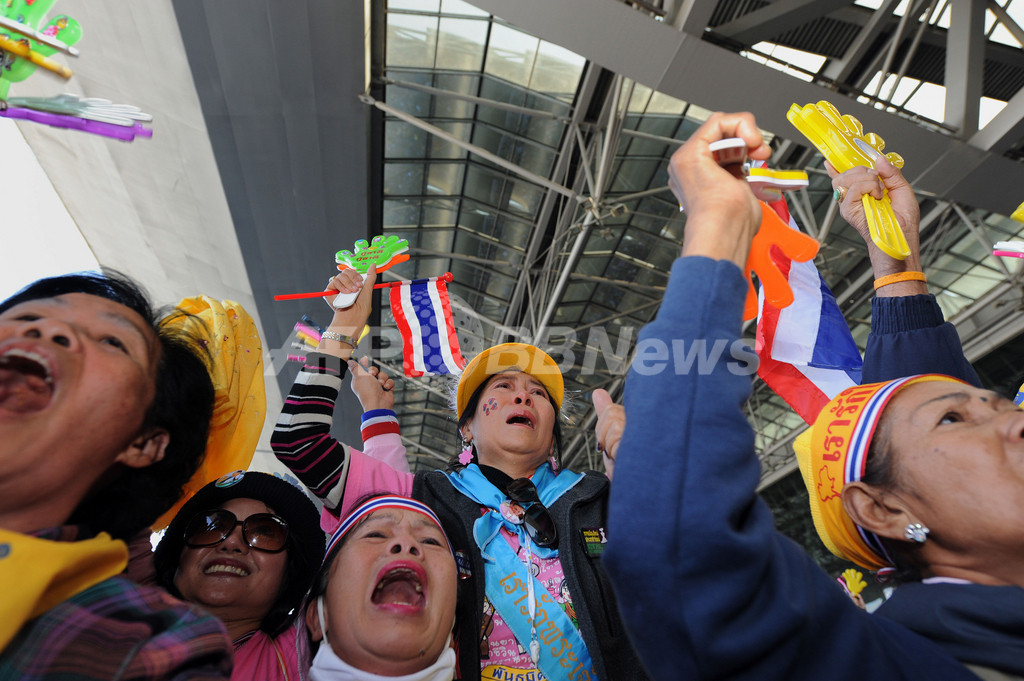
<box><xmin>372</xmin><ymin>565</ymin><xmax>426</xmax><ymax>609</ymax></box>
<box><xmin>506</xmin><ymin>413</ymin><xmax>535</xmax><ymax>429</ymax></box>
<box><xmin>0</xmin><ymin>348</ymin><xmax>54</xmax><ymax>414</ymax></box>
<box><xmin>204</xmin><ymin>563</ymin><xmax>250</xmax><ymax>577</ymax></box>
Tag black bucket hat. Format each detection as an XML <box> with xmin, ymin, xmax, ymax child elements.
<box><xmin>154</xmin><ymin>470</ymin><xmax>325</xmax><ymax>636</ymax></box>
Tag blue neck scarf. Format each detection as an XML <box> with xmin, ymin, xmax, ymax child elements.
<box><xmin>445</xmin><ymin>463</ymin><xmax>595</xmax><ymax>681</ymax></box>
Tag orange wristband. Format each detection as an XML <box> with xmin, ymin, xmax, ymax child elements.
<box><xmin>873</xmin><ymin>271</ymin><xmax>926</xmax><ymax>290</ymax></box>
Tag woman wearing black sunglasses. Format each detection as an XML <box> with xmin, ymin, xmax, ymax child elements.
<box><xmin>272</xmin><ymin>267</ymin><xmax>649</xmax><ymax>681</ymax></box>
<box><xmin>153</xmin><ymin>470</ymin><xmax>325</xmax><ymax>681</ymax></box>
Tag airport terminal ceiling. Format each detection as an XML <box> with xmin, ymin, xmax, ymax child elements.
<box><xmin>163</xmin><ymin>0</ymin><xmax>1024</xmax><ymax>488</ymax></box>
<box><xmin>10</xmin><ymin>0</ymin><xmax>1020</xmax><ymax>520</ymax></box>
<box><xmin>6</xmin><ymin>0</ymin><xmax>1022</xmax><ymax>576</ymax></box>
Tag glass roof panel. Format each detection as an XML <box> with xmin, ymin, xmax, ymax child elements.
<box><xmin>386</xmin><ymin>119</ymin><xmax>429</xmax><ymax>158</ymax></box>
<box><xmin>391</xmin><ymin>0</ymin><xmax>440</xmax><ymax>10</ymax></box>
<box><xmin>505</xmin><ymin>176</ymin><xmax>546</xmax><ymax>218</ymax></box>
<box><xmin>383</xmin><ymin>199</ymin><xmax>421</xmax><ymax>228</ymax></box>
<box><xmin>422</xmin><ymin>199</ymin><xmax>459</xmax><ymax>228</ymax></box>
<box><xmin>626</xmin><ymin>83</ymin><xmax>653</xmax><ymax>113</ymax></box>
<box><xmin>383</xmin><ymin>162</ymin><xmax>425</xmax><ymax>195</ymax></box>
<box><xmin>484</xmin><ymin>24</ymin><xmax>541</xmax><ymax>87</ymax></box>
<box><xmin>610</xmin><ymin>158</ymin><xmax>661</xmax><ymax>193</ymax></box>
<box><xmin>453</xmin><ymin>229</ymin><xmax>525</xmax><ymax>268</ymax></box>
<box><xmin>414</xmin><ymin>228</ymin><xmax>456</xmax><ymax>252</ymax></box>
<box><xmin>440</xmin><ymin>0</ymin><xmax>489</xmax><ymax>16</ymax></box>
<box><xmin>477</xmin><ymin>75</ymin><xmax>527</xmax><ymax>108</ymax></box>
<box><xmin>386</xmin><ymin>77</ymin><xmax>432</xmax><ymax>113</ymax></box>
<box><xmin>462</xmin><ymin>163</ymin><xmax>509</xmax><ymax>209</ymax></box>
<box><xmin>470</xmin><ymin>123</ymin><xmax>557</xmax><ymax>170</ymax></box>
<box><xmin>563</xmin><ymin>281</ymin><xmax>597</xmax><ymax>303</ymax></box>
<box><xmin>428</xmin><ymin>121</ymin><xmax>472</xmax><ymax>159</ymax></box>
<box><xmin>387</xmin><ymin>13</ymin><xmax>439</xmax><ymax>68</ymax></box>
<box><xmin>645</xmin><ymin>90</ymin><xmax>686</xmax><ymax>115</ymax></box>
<box><xmin>426</xmin><ymin>162</ymin><xmax>465</xmax><ymax>195</ymax></box>
<box><xmin>531</xmin><ymin>41</ymin><xmax>586</xmax><ymax>100</ymax></box>
<box><xmin>934</xmin><ymin>289</ymin><xmax>973</xmax><ymax>319</ymax></box>
<box><xmin>434</xmin><ymin>71</ymin><xmax>480</xmax><ymax>96</ymax></box>
<box><xmin>436</xmin><ymin>17</ymin><xmax>489</xmax><ymax>71</ymax></box>
<box><xmin>946</xmin><ymin>268</ymin><xmax>1003</xmax><ymax>298</ymax></box>
<box><xmin>519</xmin><ymin>109</ymin><xmax>567</xmax><ymax>146</ymax></box>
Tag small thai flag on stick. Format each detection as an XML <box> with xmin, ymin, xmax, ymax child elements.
<box><xmin>389</xmin><ymin>273</ymin><xmax>466</xmax><ymax>376</ymax></box>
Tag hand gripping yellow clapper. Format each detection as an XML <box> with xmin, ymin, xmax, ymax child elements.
<box><xmin>787</xmin><ymin>101</ymin><xmax>910</xmax><ymax>260</ymax></box>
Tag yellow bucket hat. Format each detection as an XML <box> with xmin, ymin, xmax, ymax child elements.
<box><xmin>794</xmin><ymin>374</ymin><xmax>964</xmax><ymax>571</ymax></box>
<box><xmin>456</xmin><ymin>343</ymin><xmax>564</xmax><ymax>420</ymax></box>
<box><xmin>152</xmin><ymin>297</ymin><xmax>266</xmax><ymax>530</ymax></box>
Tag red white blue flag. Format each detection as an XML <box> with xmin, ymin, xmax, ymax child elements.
<box><xmin>390</xmin><ymin>278</ymin><xmax>466</xmax><ymax>377</ymax></box>
<box><xmin>755</xmin><ymin>198</ymin><xmax>863</xmax><ymax>424</ymax></box>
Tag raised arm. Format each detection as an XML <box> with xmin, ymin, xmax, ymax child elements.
<box><xmin>349</xmin><ymin>355</ymin><xmax>409</xmax><ymax>474</ymax></box>
<box><xmin>828</xmin><ymin>158</ymin><xmax>980</xmax><ymax>385</ymax></box>
<box><xmin>604</xmin><ymin>113</ymin><xmax>963</xmax><ymax>681</ymax></box>
<box><xmin>272</xmin><ymin>267</ymin><xmax>412</xmax><ymax>520</ymax></box>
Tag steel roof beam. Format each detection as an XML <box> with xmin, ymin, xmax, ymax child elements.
<box><xmin>466</xmin><ymin>0</ymin><xmax>1024</xmax><ymax>217</ymax></box>
<box><xmin>945</xmin><ymin>0</ymin><xmax>986</xmax><ymax>137</ymax></box>
<box><xmin>988</xmin><ymin>0</ymin><xmax>1024</xmax><ymax>44</ymax></box>
<box><xmin>501</xmin><ymin>65</ymin><xmax>605</xmax><ymax>331</ymax></box>
<box><xmin>713</xmin><ymin>0</ymin><xmax>856</xmax><ymax>46</ymax></box>
<box><xmin>822</xmin><ymin>0</ymin><xmax>904</xmax><ymax>83</ymax></box>
<box><xmin>668</xmin><ymin>0</ymin><xmax>720</xmax><ymax>35</ymax></box>
<box><xmin>969</xmin><ymin>83</ymin><xmax>1024</xmax><ymax>153</ymax></box>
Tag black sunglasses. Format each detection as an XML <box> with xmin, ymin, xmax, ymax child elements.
<box><xmin>505</xmin><ymin>478</ymin><xmax>557</xmax><ymax>548</ymax></box>
<box><xmin>183</xmin><ymin>509</ymin><xmax>289</xmax><ymax>553</ymax></box>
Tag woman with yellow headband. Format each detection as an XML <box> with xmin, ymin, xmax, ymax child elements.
<box><xmin>273</xmin><ymin>271</ymin><xmax>648</xmax><ymax>680</ymax></box>
<box><xmin>603</xmin><ymin>112</ymin><xmax>1022</xmax><ymax>681</ymax></box>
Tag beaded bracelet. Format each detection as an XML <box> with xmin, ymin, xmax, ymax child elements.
<box><xmin>873</xmin><ymin>271</ymin><xmax>926</xmax><ymax>290</ymax></box>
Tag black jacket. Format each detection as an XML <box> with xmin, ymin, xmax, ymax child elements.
<box><xmin>414</xmin><ymin>469</ymin><xmax>651</xmax><ymax>681</ymax></box>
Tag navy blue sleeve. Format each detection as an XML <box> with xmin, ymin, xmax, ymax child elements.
<box><xmin>603</xmin><ymin>258</ymin><xmax>978</xmax><ymax>681</ymax></box>
<box><xmin>863</xmin><ymin>295</ymin><xmax>980</xmax><ymax>386</ymax></box>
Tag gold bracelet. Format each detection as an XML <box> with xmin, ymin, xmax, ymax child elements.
<box><xmin>873</xmin><ymin>271</ymin><xmax>926</xmax><ymax>290</ymax></box>
<box><xmin>319</xmin><ymin>331</ymin><xmax>357</xmax><ymax>348</ymax></box>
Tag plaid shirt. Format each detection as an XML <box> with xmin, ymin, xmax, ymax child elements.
<box><xmin>0</xmin><ymin>526</ymin><xmax>233</xmax><ymax>681</ymax></box>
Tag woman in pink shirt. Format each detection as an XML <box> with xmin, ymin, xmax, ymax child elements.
<box><xmin>273</xmin><ymin>268</ymin><xmax>649</xmax><ymax>681</ymax></box>
<box><xmin>154</xmin><ymin>470</ymin><xmax>325</xmax><ymax>681</ymax></box>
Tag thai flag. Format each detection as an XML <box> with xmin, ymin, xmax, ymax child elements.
<box><xmin>755</xmin><ymin>198</ymin><xmax>863</xmax><ymax>424</ymax></box>
<box><xmin>390</xmin><ymin>277</ymin><xmax>466</xmax><ymax>377</ymax></box>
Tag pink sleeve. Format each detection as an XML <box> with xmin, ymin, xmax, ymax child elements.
<box><xmin>318</xmin><ymin>448</ymin><xmax>415</xmax><ymax>534</ymax></box>
<box><xmin>362</xmin><ymin>432</ymin><xmax>410</xmax><ymax>473</ymax></box>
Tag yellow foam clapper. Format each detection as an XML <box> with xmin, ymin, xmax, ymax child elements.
<box><xmin>1010</xmin><ymin>201</ymin><xmax>1024</xmax><ymax>224</ymax></box>
<box><xmin>787</xmin><ymin>101</ymin><xmax>910</xmax><ymax>260</ymax></box>
<box><xmin>841</xmin><ymin>568</ymin><xmax>867</xmax><ymax>597</ymax></box>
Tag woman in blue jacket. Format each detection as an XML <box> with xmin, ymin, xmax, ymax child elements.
<box><xmin>603</xmin><ymin>112</ymin><xmax>1023</xmax><ymax>681</ymax></box>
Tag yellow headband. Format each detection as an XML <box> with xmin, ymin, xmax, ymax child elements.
<box><xmin>456</xmin><ymin>343</ymin><xmax>564</xmax><ymax>420</ymax></box>
<box><xmin>152</xmin><ymin>297</ymin><xmax>266</xmax><ymax>530</ymax></box>
<box><xmin>794</xmin><ymin>374</ymin><xmax>964</xmax><ymax>570</ymax></box>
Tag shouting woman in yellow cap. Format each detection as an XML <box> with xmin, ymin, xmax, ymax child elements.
<box><xmin>272</xmin><ymin>270</ymin><xmax>649</xmax><ymax>681</ymax></box>
<box><xmin>603</xmin><ymin>112</ymin><xmax>1024</xmax><ymax>681</ymax></box>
